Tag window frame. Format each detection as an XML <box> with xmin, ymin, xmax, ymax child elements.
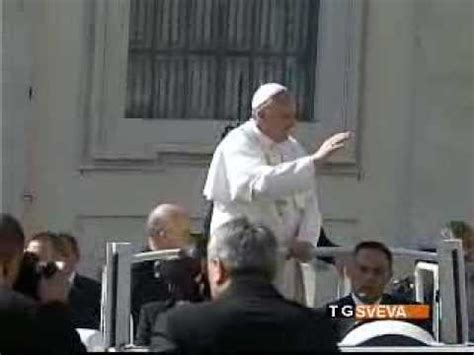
<box><xmin>125</xmin><ymin>0</ymin><xmax>320</xmax><ymax>122</ymax></box>
<box><xmin>83</xmin><ymin>0</ymin><xmax>365</xmax><ymax>175</ymax></box>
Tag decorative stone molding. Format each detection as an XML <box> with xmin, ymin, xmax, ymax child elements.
<box><xmin>82</xmin><ymin>0</ymin><xmax>366</xmax><ymax>176</ymax></box>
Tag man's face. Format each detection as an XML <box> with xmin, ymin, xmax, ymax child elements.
<box><xmin>26</xmin><ymin>239</ymin><xmax>54</xmax><ymax>262</ymax></box>
<box><xmin>59</xmin><ymin>245</ymin><xmax>79</xmax><ymax>276</ymax></box>
<box><xmin>349</xmin><ymin>248</ymin><xmax>392</xmax><ymax>303</ymax></box>
<box><xmin>150</xmin><ymin>212</ymin><xmax>192</xmax><ymax>250</ymax></box>
<box><xmin>167</xmin><ymin>213</ymin><xmax>192</xmax><ymax>248</ymax></box>
<box><xmin>258</xmin><ymin>94</ymin><xmax>297</xmax><ymax>143</ymax></box>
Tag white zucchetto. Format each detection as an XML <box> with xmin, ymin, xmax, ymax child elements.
<box><xmin>251</xmin><ymin>83</ymin><xmax>288</xmax><ymax>110</ymax></box>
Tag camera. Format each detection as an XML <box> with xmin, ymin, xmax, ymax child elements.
<box><xmin>152</xmin><ymin>246</ymin><xmax>209</xmax><ymax>302</ymax></box>
<box><xmin>13</xmin><ymin>251</ymin><xmax>63</xmax><ymax>300</ymax></box>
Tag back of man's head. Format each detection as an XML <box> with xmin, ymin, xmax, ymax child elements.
<box><xmin>53</xmin><ymin>233</ymin><xmax>80</xmax><ymax>259</ymax></box>
<box><xmin>0</xmin><ymin>214</ymin><xmax>25</xmax><ymax>287</ymax></box>
<box><xmin>207</xmin><ymin>217</ymin><xmax>277</xmax><ymax>297</ymax></box>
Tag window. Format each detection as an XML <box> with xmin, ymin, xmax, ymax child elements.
<box><xmin>126</xmin><ymin>0</ymin><xmax>319</xmax><ymax>121</ymax></box>
<box><xmin>86</xmin><ymin>0</ymin><xmax>362</xmax><ymax>173</ymax></box>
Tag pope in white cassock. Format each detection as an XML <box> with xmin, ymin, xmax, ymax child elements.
<box><xmin>203</xmin><ymin>83</ymin><xmax>351</xmax><ymax>303</ymax></box>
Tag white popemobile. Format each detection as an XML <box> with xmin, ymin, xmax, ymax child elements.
<box><xmin>79</xmin><ymin>237</ymin><xmax>473</xmax><ymax>352</ymax></box>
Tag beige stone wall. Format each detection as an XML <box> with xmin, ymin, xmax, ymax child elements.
<box><xmin>410</xmin><ymin>0</ymin><xmax>474</xmax><ymax>239</ymax></box>
<box><xmin>315</xmin><ymin>0</ymin><xmax>474</xmax><ymax>304</ymax></box>
<box><xmin>1</xmin><ymin>0</ymin><xmax>32</xmax><ymax>219</ymax></box>
<box><xmin>320</xmin><ymin>0</ymin><xmax>473</xmax><ymax>246</ymax></box>
<box><xmin>2</xmin><ymin>0</ymin><xmax>472</xmax><ymax>289</ymax></box>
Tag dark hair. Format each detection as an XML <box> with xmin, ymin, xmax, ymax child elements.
<box><xmin>0</xmin><ymin>214</ymin><xmax>25</xmax><ymax>257</ymax></box>
<box><xmin>55</xmin><ymin>233</ymin><xmax>80</xmax><ymax>259</ymax></box>
<box><xmin>354</xmin><ymin>241</ymin><xmax>393</xmax><ymax>268</ymax></box>
<box><xmin>29</xmin><ymin>231</ymin><xmax>57</xmax><ymax>244</ymax></box>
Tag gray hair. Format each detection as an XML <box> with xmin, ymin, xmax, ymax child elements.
<box><xmin>208</xmin><ymin>217</ymin><xmax>278</xmax><ymax>280</ymax></box>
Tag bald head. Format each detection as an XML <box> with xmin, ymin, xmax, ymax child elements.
<box><xmin>146</xmin><ymin>204</ymin><xmax>192</xmax><ymax>250</ymax></box>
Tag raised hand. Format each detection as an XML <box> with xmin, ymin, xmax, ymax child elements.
<box><xmin>312</xmin><ymin>131</ymin><xmax>352</xmax><ymax>164</ymax></box>
<box><xmin>38</xmin><ymin>267</ymin><xmax>70</xmax><ymax>304</ymax></box>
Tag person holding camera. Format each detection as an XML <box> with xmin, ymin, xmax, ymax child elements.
<box><xmin>53</xmin><ymin>233</ymin><xmax>102</xmax><ymax>330</ymax></box>
<box><xmin>16</xmin><ymin>231</ymin><xmax>61</xmax><ymax>301</ymax></box>
<box><xmin>26</xmin><ymin>231</ymin><xmax>56</xmax><ymax>263</ymax></box>
<box><xmin>0</xmin><ymin>214</ymin><xmax>86</xmax><ymax>353</ymax></box>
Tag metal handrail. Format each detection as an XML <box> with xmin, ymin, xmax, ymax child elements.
<box><xmin>310</xmin><ymin>246</ymin><xmax>438</xmax><ymax>262</ymax></box>
<box><xmin>132</xmin><ymin>249</ymin><xmax>181</xmax><ymax>263</ymax></box>
<box><xmin>102</xmin><ymin>239</ymin><xmax>468</xmax><ymax>349</ymax></box>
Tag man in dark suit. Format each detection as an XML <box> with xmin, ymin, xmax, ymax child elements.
<box><xmin>150</xmin><ymin>217</ymin><xmax>339</xmax><ymax>354</ymax></box>
<box><xmin>0</xmin><ymin>214</ymin><xmax>86</xmax><ymax>353</ymax></box>
<box><xmin>135</xmin><ymin>256</ymin><xmax>205</xmax><ymax>345</ymax></box>
<box><xmin>132</xmin><ymin>204</ymin><xmax>206</xmax><ymax>330</ymax></box>
<box><xmin>324</xmin><ymin>241</ymin><xmax>432</xmax><ymax>341</ymax></box>
<box><xmin>136</xmin><ymin>300</ymin><xmax>172</xmax><ymax>346</ymax></box>
<box><xmin>54</xmin><ymin>233</ymin><xmax>102</xmax><ymax>329</ymax></box>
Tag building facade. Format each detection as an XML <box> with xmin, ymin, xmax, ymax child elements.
<box><xmin>1</xmin><ymin>0</ymin><xmax>473</xmax><ymax>304</ymax></box>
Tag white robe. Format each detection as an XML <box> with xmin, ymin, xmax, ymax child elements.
<box><xmin>203</xmin><ymin>119</ymin><xmax>322</xmax><ymax>302</ymax></box>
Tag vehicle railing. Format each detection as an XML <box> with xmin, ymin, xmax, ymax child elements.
<box><xmin>100</xmin><ymin>238</ymin><xmax>469</xmax><ymax>351</ymax></box>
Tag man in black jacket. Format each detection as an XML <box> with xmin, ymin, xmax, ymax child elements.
<box><xmin>53</xmin><ymin>233</ymin><xmax>102</xmax><ymax>329</ymax></box>
<box><xmin>135</xmin><ymin>255</ymin><xmax>206</xmax><ymax>345</ymax></box>
<box><xmin>324</xmin><ymin>241</ymin><xmax>432</xmax><ymax>341</ymax></box>
<box><xmin>132</xmin><ymin>204</ymin><xmax>206</xmax><ymax>332</ymax></box>
<box><xmin>150</xmin><ymin>217</ymin><xmax>339</xmax><ymax>354</ymax></box>
<box><xmin>0</xmin><ymin>214</ymin><xmax>86</xmax><ymax>353</ymax></box>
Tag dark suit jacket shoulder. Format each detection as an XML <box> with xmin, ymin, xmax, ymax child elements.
<box><xmin>0</xmin><ymin>286</ymin><xmax>86</xmax><ymax>353</ymax></box>
<box><xmin>136</xmin><ymin>300</ymin><xmax>174</xmax><ymax>346</ymax></box>
<box><xmin>131</xmin><ymin>256</ymin><xmax>172</xmax><ymax>326</ymax></box>
<box><xmin>73</xmin><ymin>273</ymin><xmax>101</xmax><ymax>293</ymax></box>
<box><xmin>69</xmin><ymin>273</ymin><xmax>102</xmax><ymax>329</ymax></box>
<box><xmin>151</xmin><ymin>277</ymin><xmax>339</xmax><ymax>354</ymax></box>
<box><xmin>0</xmin><ymin>286</ymin><xmax>37</xmax><ymax>352</ymax></box>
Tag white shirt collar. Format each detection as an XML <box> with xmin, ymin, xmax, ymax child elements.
<box><xmin>351</xmin><ymin>292</ymin><xmax>382</xmax><ymax>305</ymax></box>
<box><xmin>69</xmin><ymin>271</ymin><xmax>76</xmax><ymax>284</ymax></box>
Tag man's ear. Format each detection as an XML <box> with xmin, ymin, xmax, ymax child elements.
<box><xmin>209</xmin><ymin>259</ymin><xmax>228</xmax><ymax>286</ymax></box>
<box><xmin>0</xmin><ymin>254</ymin><xmax>22</xmax><ymax>287</ymax></box>
<box><xmin>345</xmin><ymin>260</ymin><xmax>355</xmax><ymax>279</ymax></box>
<box><xmin>216</xmin><ymin>260</ymin><xmax>230</xmax><ymax>285</ymax></box>
<box><xmin>149</xmin><ymin>230</ymin><xmax>167</xmax><ymax>247</ymax></box>
<box><xmin>257</xmin><ymin>106</ymin><xmax>268</xmax><ymax>122</ymax></box>
<box><xmin>384</xmin><ymin>268</ymin><xmax>393</xmax><ymax>286</ymax></box>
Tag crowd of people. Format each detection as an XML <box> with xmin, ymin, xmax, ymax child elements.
<box><xmin>1</xmin><ymin>82</ymin><xmax>472</xmax><ymax>352</ymax></box>
<box><xmin>1</xmin><ymin>206</ymin><xmax>473</xmax><ymax>352</ymax></box>
<box><xmin>3</xmin><ymin>206</ymin><xmax>461</xmax><ymax>353</ymax></box>
<box><xmin>0</xmin><ymin>215</ymin><xmax>87</xmax><ymax>353</ymax></box>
